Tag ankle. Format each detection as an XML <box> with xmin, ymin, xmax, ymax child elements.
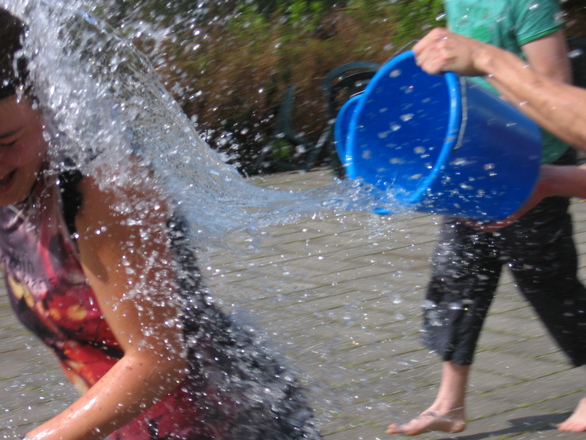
<box><xmin>429</xmin><ymin>398</ymin><xmax>465</xmax><ymax>415</ymax></box>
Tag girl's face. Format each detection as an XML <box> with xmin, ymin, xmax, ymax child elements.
<box><xmin>0</xmin><ymin>95</ymin><xmax>48</xmax><ymax>206</ymax></box>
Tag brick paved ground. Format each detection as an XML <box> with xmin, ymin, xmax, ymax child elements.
<box><xmin>3</xmin><ymin>169</ymin><xmax>586</xmax><ymax>439</ymax></box>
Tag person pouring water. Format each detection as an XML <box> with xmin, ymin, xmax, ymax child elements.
<box><xmin>0</xmin><ymin>7</ymin><xmax>321</xmax><ymax>440</ymax></box>
<box><xmin>387</xmin><ymin>0</ymin><xmax>586</xmax><ymax>436</ymax></box>
<box><xmin>414</xmin><ymin>27</ymin><xmax>586</xmax><ymax>237</ymax></box>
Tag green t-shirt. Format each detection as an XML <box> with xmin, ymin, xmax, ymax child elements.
<box><xmin>444</xmin><ymin>0</ymin><xmax>567</xmax><ymax>163</ymax></box>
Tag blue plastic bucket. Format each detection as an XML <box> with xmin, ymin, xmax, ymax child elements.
<box><xmin>335</xmin><ymin>51</ymin><xmax>542</xmax><ymax>221</ymax></box>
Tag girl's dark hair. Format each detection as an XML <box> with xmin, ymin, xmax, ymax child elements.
<box><xmin>0</xmin><ymin>7</ymin><xmax>29</xmax><ymax>100</ymax></box>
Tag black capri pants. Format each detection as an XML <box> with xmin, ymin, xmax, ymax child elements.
<box><xmin>422</xmin><ymin>149</ymin><xmax>586</xmax><ymax>366</ymax></box>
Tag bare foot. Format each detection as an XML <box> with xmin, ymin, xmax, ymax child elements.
<box><xmin>558</xmin><ymin>397</ymin><xmax>586</xmax><ymax>432</ymax></box>
<box><xmin>386</xmin><ymin>410</ymin><xmax>466</xmax><ymax>436</ymax></box>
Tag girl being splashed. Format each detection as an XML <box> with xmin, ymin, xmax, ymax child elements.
<box><xmin>0</xmin><ymin>5</ymin><xmax>320</xmax><ymax>440</ymax></box>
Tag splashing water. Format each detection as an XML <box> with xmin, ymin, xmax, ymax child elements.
<box><xmin>0</xmin><ymin>1</ymin><xmax>409</xmax><ymax>438</ymax></box>
<box><xmin>5</xmin><ymin>0</ymin><xmax>388</xmax><ymax>253</ymax></box>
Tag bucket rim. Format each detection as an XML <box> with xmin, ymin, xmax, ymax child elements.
<box><xmin>346</xmin><ymin>50</ymin><xmax>463</xmax><ymax>205</ymax></box>
<box><xmin>334</xmin><ymin>93</ymin><xmax>363</xmax><ymax>170</ymax></box>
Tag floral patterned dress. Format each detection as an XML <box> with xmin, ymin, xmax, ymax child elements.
<box><xmin>0</xmin><ymin>170</ymin><xmax>319</xmax><ymax>440</ymax></box>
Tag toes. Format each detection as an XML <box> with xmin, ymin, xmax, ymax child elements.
<box><xmin>557</xmin><ymin>421</ymin><xmax>586</xmax><ymax>433</ymax></box>
<box><xmin>386</xmin><ymin>424</ymin><xmax>406</xmax><ymax>434</ymax></box>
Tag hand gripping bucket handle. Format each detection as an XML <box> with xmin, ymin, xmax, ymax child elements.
<box><xmin>335</xmin><ymin>50</ymin><xmax>542</xmax><ymax>221</ymax></box>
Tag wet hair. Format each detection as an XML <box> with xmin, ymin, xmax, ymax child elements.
<box><xmin>0</xmin><ymin>7</ymin><xmax>30</xmax><ymax>100</ymax></box>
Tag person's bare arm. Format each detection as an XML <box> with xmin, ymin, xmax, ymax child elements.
<box><xmin>469</xmin><ymin>163</ymin><xmax>586</xmax><ymax>231</ymax></box>
<box><xmin>522</xmin><ymin>29</ymin><xmax>571</xmax><ymax>83</ymax></box>
<box><xmin>413</xmin><ymin>28</ymin><xmax>586</xmax><ymax>149</ymax></box>
<box><xmin>483</xmin><ymin>47</ymin><xmax>586</xmax><ymax>149</ymax></box>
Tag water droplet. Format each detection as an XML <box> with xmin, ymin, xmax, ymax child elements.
<box><xmin>570</xmin><ymin>48</ymin><xmax>584</xmax><ymax>59</ymax></box>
